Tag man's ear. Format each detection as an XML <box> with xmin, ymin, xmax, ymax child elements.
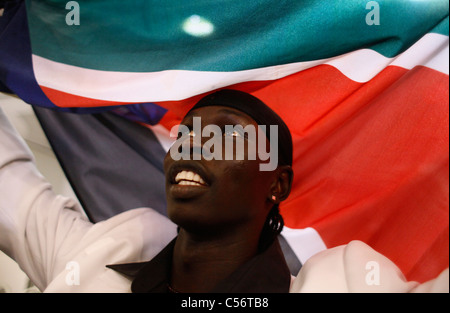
<box><xmin>268</xmin><ymin>165</ymin><xmax>293</xmax><ymax>203</ymax></box>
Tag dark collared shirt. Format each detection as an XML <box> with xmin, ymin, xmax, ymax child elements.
<box><xmin>107</xmin><ymin>237</ymin><xmax>291</xmax><ymax>293</ymax></box>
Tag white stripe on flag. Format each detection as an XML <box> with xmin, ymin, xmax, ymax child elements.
<box><xmin>32</xmin><ymin>33</ymin><xmax>448</xmax><ymax>103</ymax></box>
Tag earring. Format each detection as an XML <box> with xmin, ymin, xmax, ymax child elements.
<box><xmin>271</xmin><ymin>195</ymin><xmax>277</xmax><ymax>201</ymax></box>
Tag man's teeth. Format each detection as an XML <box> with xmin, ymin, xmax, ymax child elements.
<box><xmin>175</xmin><ymin>170</ymin><xmax>206</xmax><ymax>186</ymax></box>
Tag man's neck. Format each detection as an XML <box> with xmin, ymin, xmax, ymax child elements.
<box><xmin>170</xmin><ymin>228</ymin><xmax>259</xmax><ymax>293</ymax></box>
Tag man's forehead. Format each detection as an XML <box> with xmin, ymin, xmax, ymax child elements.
<box><xmin>183</xmin><ymin>105</ymin><xmax>256</xmax><ymax>124</ymax></box>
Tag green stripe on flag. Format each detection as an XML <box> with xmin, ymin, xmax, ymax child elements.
<box><xmin>26</xmin><ymin>0</ymin><xmax>449</xmax><ymax>72</ymax></box>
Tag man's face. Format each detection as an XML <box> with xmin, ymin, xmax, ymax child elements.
<box><xmin>163</xmin><ymin>105</ymin><xmax>275</xmax><ymax>237</ymax></box>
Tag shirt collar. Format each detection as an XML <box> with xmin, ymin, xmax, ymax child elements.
<box><xmin>107</xmin><ymin>237</ymin><xmax>291</xmax><ymax>293</ymax></box>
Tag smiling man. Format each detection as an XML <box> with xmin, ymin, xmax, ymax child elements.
<box><xmin>110</xmin><ymin>89</ymin><xmax>295</xmax><ymax>293</ymax></box>
<box><xmin>162</xmin><ymin>90</ymin><xmax>294</xmax><ymax>293</ymax></box>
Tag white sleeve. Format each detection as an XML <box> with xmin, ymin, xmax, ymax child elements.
<box><xmin>290</xmin><ymin>240</ymin><xmax>449</xmax><ymax>293</ymax></box>
<box><xmin>0</xmin><ymin>107</ymin><xmax>93</xmax><ymax>290</ymax></box>
<box><xmin>409</xmin><ymin>268</ymin><xmax>449</xmax><ymax>293</ymax></box>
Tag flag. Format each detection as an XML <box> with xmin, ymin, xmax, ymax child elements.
<box><xmin>0</xmin><ymin>0</ymin><xmax>448</xmax><ymax>283</ymax></box>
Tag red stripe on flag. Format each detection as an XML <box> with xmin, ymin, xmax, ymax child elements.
<box><xmin>39</xmin><ymin>86</ymin><xmax>131</xmax><ymax>107</ymax></box>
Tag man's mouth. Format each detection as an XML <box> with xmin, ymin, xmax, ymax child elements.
<box><xmin>168</xmin><ymin>165</ymin><xmax>210</xmax><ymax>200</ymax></box>
<box><xmin>175</xmin><ymin>170</ymin><xmax>207</xmax><ymax>186</ymax></box>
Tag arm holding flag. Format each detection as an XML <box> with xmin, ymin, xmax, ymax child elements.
<box><xmin>0</xmin><ymin>106</ymin><xmax>177</xmax><ymax>292</ymax></box>
<box><xmin>290</xmin><ymin>240</ymin><xmax>449</xmax><ymax>293</ymax></box>
<box><xmin>0</xmin><ymin>106</ymin><xmax>92</xmax><ymax>290</ymax></box>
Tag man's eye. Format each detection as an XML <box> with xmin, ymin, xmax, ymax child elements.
<box><xmin>224</xmin><ymin>130</ymin><xmax>238</xmax><ymax>137</ymax></box>
<box><xmin>224</xmin><ymin>127</ymin><xmax>244</xmax><ymax>138</ymax></box>
<box><xmin>177</xmin><ymin>126</ymin><xmax>192</xmax><ymax>139</ymax></box>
